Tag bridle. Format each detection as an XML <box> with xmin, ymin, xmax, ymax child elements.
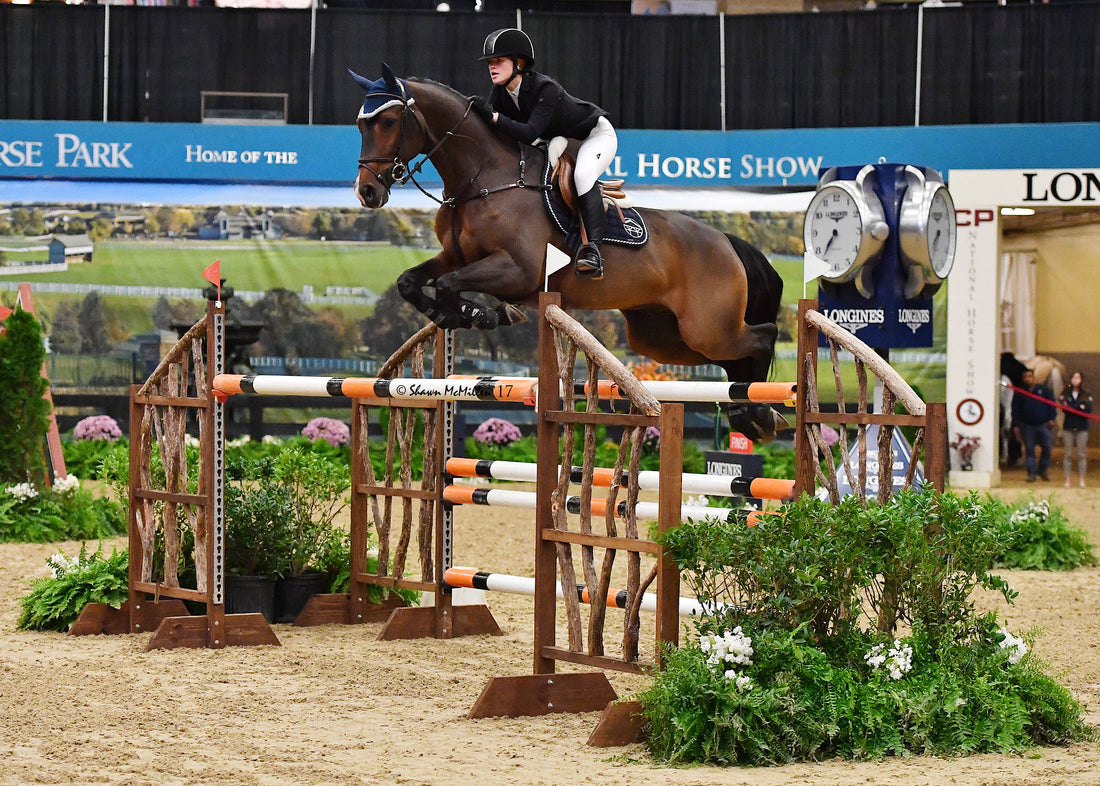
<box><xmin>357</xmin><ymin>89</ymin><xmax>477</xmax><ymax>206</ymax></box>
<box><xmin>356</xmin><ymin>84</ymin><xmax>550</xmax><ymax>208</ymax></box>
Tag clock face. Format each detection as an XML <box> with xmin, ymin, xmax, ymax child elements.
<box><xmin>806</xmin><ymin>185</ymin><xmax>864</xmax><ymax>276</ymax></box>
<box><xmin>926</xmin><ymin>186</ymin><xmax>957</xmax><ymax>278</ymax></box>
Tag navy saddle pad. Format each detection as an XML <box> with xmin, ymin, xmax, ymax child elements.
<box><xmin>541</xmin><ymin>158</ymin><xmax>648</xmax><ymax>251</ymax></box>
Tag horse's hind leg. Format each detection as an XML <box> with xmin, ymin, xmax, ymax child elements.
<box><xmin>621</xmin><ymin>307</ymin><xmax>710</xmax><ymax>366</ymax></box>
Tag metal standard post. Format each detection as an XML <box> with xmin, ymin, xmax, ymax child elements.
<box><xmin>208</xmin><ymin>302</ymin><xmax>226</xmax><ymax>646</ymax></box>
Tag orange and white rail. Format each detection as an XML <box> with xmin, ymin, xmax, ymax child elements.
<box><xmin>445</xmin><ymin>457</ymin><xmax>794</xmax><ymax>500</ymax></box>
<box><xmin>443</xmin><ymin>484</ymin><xmax>766</xmax><ymax>526</ymax></box>
<box><xmin>212</xmin><ymin>373</ymin><xmax>795</xmax><ymax>406</ymax></box>
<box><xmin>443</xmin><ymin>566</ymin><xmax>726</xmax><ymax>618</ymax></box>
<box><xmin>212</xmin><ymin>373</ymin><xmax>538</xmax><ymax>404</ymax></box>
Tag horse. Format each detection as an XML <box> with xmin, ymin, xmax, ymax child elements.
<box><xmin>350</xmin><ymin>64</ymin><xmax>786</xmax><ymax>442</ymax></box>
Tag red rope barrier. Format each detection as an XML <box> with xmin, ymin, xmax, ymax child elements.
<box><xmin>1003</xmin><ymin>382</ymin><xmax>1099</xmax><ymax>423</ymax></box>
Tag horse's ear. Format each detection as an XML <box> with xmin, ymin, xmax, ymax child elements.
<box><xmin>381</xmin><ymin>62</ymin><xmax>399</xmax><ymax>90</ymax></box>
<box><xmin>348</xmin><ymin>68</ymin><xmax>374</xmax><ymax>92</ymax></box>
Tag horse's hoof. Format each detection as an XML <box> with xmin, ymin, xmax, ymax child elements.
<box><xmin>428</xmin><ymin>310</ymin><xmax>466</xmax><ymax>331</ymax></box>
<box><xmin>460</xmin><ymin>302</ymin><xmax>499</xmax><ymax>330</ymax></box>
<box><xmin>496</xmin><ymin>303</ymin><xmax>529</xmax><ymax>326</ymax></box>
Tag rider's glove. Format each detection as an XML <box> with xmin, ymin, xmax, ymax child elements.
<box><xmin>469</xmin><ymin>97</ymin><xmax>495</xmax><ymax>123</ymax></box>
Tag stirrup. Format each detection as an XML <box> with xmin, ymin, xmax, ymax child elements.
<box><xmin>574</xmin><ymin>244</ymin><xmax>604</xmax><ymax>279</ymax></box>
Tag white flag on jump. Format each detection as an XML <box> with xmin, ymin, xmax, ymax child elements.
<box><xmin>544</xmin><ymin>244</ymin><xmax>572</xmax><ymax>291</ymax></box>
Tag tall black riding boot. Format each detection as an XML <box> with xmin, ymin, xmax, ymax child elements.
<box><xmin>575</xmin><ymin>187</ymin><xmax>606</xmax><ymax>279</ymax></box>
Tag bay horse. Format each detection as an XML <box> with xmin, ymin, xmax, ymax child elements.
<box><xmin>351</xmin><ymin>64</ymin><xmax>786</xmax><ymax>442</ymax></box>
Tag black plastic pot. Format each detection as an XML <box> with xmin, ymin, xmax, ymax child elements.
<box><xmin>225</xmin><ymin>574</ymin><xmax>276</xmax><ymax>623</ymax></box>
<box><xmin>274</xmin><ymin>572</ymin><xmax>329</xmax><ymax>623</ymax></box>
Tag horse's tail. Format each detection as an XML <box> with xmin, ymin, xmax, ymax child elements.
<box><xmin>726</xmin><ymin>233</ymin><xmax>783</xmax><ymax>328</ymax></box>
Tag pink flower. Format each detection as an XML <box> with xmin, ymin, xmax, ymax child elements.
<box><xmin>302</xmin><ymin>417</ymin><xmax>350</xmax><ymax>448</ymax></box>
<box><xmin>73</xmin><ymin>415</ymin><xmax>122</xmax><ymax>442</ymax></box>
<box><xmin>472</xmin><ymin>418</ymin><xmax>522</xmax><ymax>447</ymax></box>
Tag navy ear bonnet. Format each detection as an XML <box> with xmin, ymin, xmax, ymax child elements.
<box><xmin>349</xmin><ymin>62</ymin><xmax>413</xmax><ymax>119</ymax></box>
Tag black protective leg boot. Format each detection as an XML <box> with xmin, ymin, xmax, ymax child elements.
<box><xmin>574</xmin><ymin>187</ymin><xmax>606</xmax><ymax>279</ymax></box>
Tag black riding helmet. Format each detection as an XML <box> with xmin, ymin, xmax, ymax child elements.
<box><xmin>479</xmin><ymin>28</ymin><xmax>534</xmax><ymax>71</ymax></box>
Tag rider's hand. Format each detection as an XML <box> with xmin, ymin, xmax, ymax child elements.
<box><xmin>469</xmin><ymin>97</ymin><xmax>495</xmax><ymax>123</ymax></box>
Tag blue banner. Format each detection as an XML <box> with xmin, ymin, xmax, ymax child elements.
<box><xmin>1</xmin><ymin>120</ymin><xmax>1098</xmax><ymax>189</ymax></box>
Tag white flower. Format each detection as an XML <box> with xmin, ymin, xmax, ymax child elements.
<box><xmin>262</xmin><ymin>435</ymin><xmax>282</xmax><ymax>445</ymax></box>
<box><xmin>998</xmin><ymin>627</ymin><xmax>1028</xmax><ymax>664</ymax></box>
<box><xmin>734</xmin><ymin>674</ymin><xmax>753</xmax><ymax>693</ymax></box>
<box><xmin>700</xmin><ymin>626</ymin><xmax>754</xmax><ymax>675</ymax></box>
<box><xmin>48</xmin><ymin>553</ymin><xmax>74</xmax><ymax>578</ymax></box>
<box><xmin>53</xmin><ymin>475</ymin><xmax>81</xmax><ymax>495</ymax></box>
<box><xmin>865</xmin><ymin>639</ymin><xmax>913</xmax><ymax>680</ymax></box>
<box><xmin>227</xmin><ymin>435</ymin><xmax>252</xmax><ymax>447</ymax></box>
<box><xmin>184</xmin><ymin>434</ymin><xmax>201</xmax><ymax>448</ymax></box>
<box><xmin>685</xmin><ymin>494</ymin><xmax>710</xmax><ymax>508</ymax></box>
<box><xmin>6</xmin><ymin>482</ymin><xmax>39</xmax><ymax>502</ymax></box>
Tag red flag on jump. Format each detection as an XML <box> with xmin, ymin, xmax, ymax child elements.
<box><xmin>202</xmin><ymin>259</ymin><xmax>222</xmax><ymax>302</ymax></box>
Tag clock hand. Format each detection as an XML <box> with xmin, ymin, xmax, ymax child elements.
<box><xmin>931</xmin><ymin>229</ymin><xmax>941</xmax><ymax>252</ymax></box>
<box><xmin>822</xmin><ymin>229</ymin><xmax>838</xmax><ymax>255</ymax></box>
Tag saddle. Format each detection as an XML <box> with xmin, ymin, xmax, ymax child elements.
<box><xmin>541</xmin><ymin>137</ymin><xmax>648</xmax><ymax>250</ymax></box>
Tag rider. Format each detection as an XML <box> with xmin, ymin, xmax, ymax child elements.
<box><xmin>470</xmin><ymin>28</ymin><xmax>617</xmax><ymax>280</ymax></box>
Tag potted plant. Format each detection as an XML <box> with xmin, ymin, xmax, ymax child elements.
<box><xmin>268</xmin><ymin>447</ymin><xmax>351</xmax><ymax>623</ymax></box>
<box><xmin>224</xmin><ymin>473</ymin><xmax>292</xmax><ymax>623</ymax></box>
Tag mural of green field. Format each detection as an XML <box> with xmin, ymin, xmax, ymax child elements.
<box><xmin>11</xmin><ymin>239</ymin><xmax>425</xmax><ymax>295</ymax></box>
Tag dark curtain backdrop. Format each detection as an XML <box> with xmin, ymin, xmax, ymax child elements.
<box><xmin>108</xmin><ymin>7</ymin><xmax>313</xmax><ymax>123</ymax></box>
<box><xmin>725</xmin><ymin>10</ymin><xmax>918</xmax><ymax>129</ymax></box>
<box><xmin>2</xmin><ymin>3</ymin><xmax>1100</xmax><ymax>129</ymax></box>
<box><xmin>920</xmin><ymin>4</ymin><xmax>1100</xmax><ymax>125</ymax></box>
<box><xmin>0</xmin><ymin>5</ymin><xmax>104</xmax><ymax>121</ymax></box>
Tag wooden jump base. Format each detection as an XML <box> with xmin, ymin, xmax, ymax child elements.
<box><xmin>445</xmin><ymin>457</ymin><xmax>795</xmax><ymax>500</ymax></box>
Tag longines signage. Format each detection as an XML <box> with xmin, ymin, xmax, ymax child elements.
<box><xmin>948</xmin><ymin>169</ymin><xmax>1100</xmax><ymax>206</ymax></box>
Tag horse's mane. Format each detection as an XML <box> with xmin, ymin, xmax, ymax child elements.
<box><xmin>406</xmin><ymin>76</ymin><xmax>540</xmax><ymax>164</ymax></box>
<box><xmin>407</xmin><ymin>77</ymin><xmax>467</xmax><ymax>107</ymax></box>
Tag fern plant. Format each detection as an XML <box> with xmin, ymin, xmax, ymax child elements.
<box><xmin>17</xmin><ymin>544</ymin><xmax>128</xmax><ymax>632</ymax></box>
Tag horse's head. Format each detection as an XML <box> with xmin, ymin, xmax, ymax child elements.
<box><xmin>350</xmin><ymin>63</ymin><xmax>424</xmax><ymax>209</ymax></box>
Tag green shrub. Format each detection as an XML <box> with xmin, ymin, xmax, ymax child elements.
<box><xmin>17</xmin><ymin>544</ymin><xmax>128</xmax><ymax>632</ymax></box>
<box><xmin>62</xmin><ymin>437</ymin><xmax>128</xmax><ymax>480</ymax></box>
<box><xmin>664</xmin><ymin>487</ymin><xmax>1015</xmax><ymax>646</ymax></box>
<box><xmin>0</xmin><ymin>307</ymin><xmax>50</xmax><ymax>486</ymax></box>
<box><xmin>641</xmin><ymin>622</ymin><xmax>1091</xmax><ymax>765</ymax></box>
<box><xmin>643</xmin><ymin>486</ymin><xmax>1093</xmax><ymax>764</ymax></box>
<box><xmin>314</xmin><ymin>526</ymin><xmax>419</xmax><ymax>606</ymax></box>
<box><xmin>987</xmin><ymin>496</ymin><xmax>1096</xmax><ymax>571</ymax></box>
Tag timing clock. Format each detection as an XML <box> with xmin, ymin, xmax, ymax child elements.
<box><xmin>898</xmin><ymin>165</ymin><xmax>957</xmax><ymax>298</ymax></box>
<box><xmin>803</xmin><ymin>165</ymin><xmax>890</xmax><ymax>299</ymax></box>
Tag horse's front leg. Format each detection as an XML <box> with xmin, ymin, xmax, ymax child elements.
<box><xmin>433</xmin><ymin>251</ymin><xmax>541</xmax><ymax>330</ymax></box>
<box><xmin>395</xmin><ymin>257</ymin><xmax>474</xmax><ymax>330</ymax></box>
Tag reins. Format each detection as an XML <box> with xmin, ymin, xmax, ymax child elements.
<box><xmin>358</xmin><ymin>85</ymin><xmax>549</xmax><ymax>209</ymax></box>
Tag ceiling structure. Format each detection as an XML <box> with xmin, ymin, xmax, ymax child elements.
<box><xmin>1000</xmin><ymin>206</ymin><xmax>1100</xmax><ymax>236</ymax></box>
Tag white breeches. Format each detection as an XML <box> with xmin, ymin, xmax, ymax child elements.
<box><xmin>574</xmin><ymin>116</ymin><xmax>617</xmax><ymax>195</ymax></box>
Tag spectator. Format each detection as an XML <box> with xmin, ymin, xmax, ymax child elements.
<box><xmin>1012</xmin><ymin>368</ymin><xmax>1057</xmax><ymax>482</ymax></box>
<box><xmin>1059</xmin><ymin>371</ymin><xmax>1093</xmax><ymax>488</ymax></box>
